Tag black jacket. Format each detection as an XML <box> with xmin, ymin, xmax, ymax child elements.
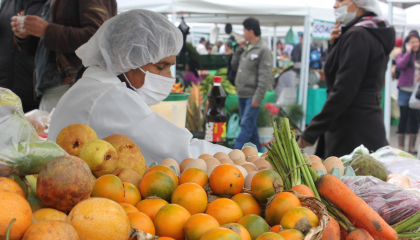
<box><xmin>0</xmin><ymin>0</ymin><xmax>46</xmax><ymax>112</ymax></box>
<box><xmin>301</xmin><ymin>13</ymin><xmax>395</xmax><ymax>158</ymax></box>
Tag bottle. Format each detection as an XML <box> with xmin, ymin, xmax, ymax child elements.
<box><xmin>205</xmin><ymin>76</ymin><xmax>227</xmax><ymax>146</ymax></box>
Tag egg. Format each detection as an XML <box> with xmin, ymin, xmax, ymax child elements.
<box><xmin>143</xmin><ymin>165</ymin><xmax>149</xmax><ymax>175</ymax></box>
<box><xmin>213</xmin><ymin>152</ymin><xmax>229</xmax><ymax>160</ymax></box>
<box><xmin>229</xmin><ymin>149</ymin><xmax>246</xmax><ymax>161</ymax></box>
<box><xmin>311</xmin><ymin>162</ymin><xmax>328</xmax><ymax>174</ymax></box>
<box><xmin>161</xmin><ymin>158</ymin><xmax>180</xmax><ymax>175</ymax></box>
<box><xmin>219</xmin><ymin>158</ymin><xmax>234</xmax><ymax>165</ymax></box>
<box><xmin>207</xmin><ymin>165</ymin><xmax>218</xmax><ymax>176</ymax></box>
<box><xmin>244</xmin><ymin>171</ymin><xmax>258</xmax><ymax>189</ymax></box>
<box><xmin>241</xmin><ymin>162</ymin><xmax>258</xmax><ymax>173</ymax></box>
<box><xmin>308</xmin><ymin>155</ymin><xmax>322</xmax><ymax>164</ymax></box>
<box><xmin>253</xmin><ymin>158</ymin><xmax>271</xmax><ymax>170</ymax></box>
<box><xmin>185</xmin><ymin>158</ymin><xmax>207</xmax><ymax>172</ymax></box>
<box><xmin>204</xmin><ymin>157</ymin><xmax>221</xmax><ymax>169</ymax></box>
<box><xmin>242</xmin><ymin>146</ymin><xmax>258</xmax><ymax>159</ymax></box>
<box><xmin>234</xmin><ymin>158</ymin><xmax>246</xmax><ymax>165</ymax></box>
<box><xmin>247</xmin><ymin>155</ymin><xmax>260</xmax><ymax>163</ymax></box>
<box><xmin>258</xmin><ymin>165</ymin><xmax>271</xmax><ymax>171</ymax></box>
<box><xmin>180</xmin><ymin>158</ymin><xmax>195</xmax><ymax>173</ymax></box>
<box><xmin>199</xmin><ymin>154</ymin><xmax>213</xmax><ymax>160</ymax></box>
<box><xmin>235</xmin><ymin>165</ymin><xmax>248</xmax><ymax>179</ymax></box>
<box><xmin>323</xmin><ymin>156</ymin><xmax>344</xmax><ymax>175</ymax></box>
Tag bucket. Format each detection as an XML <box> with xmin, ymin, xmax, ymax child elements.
<box><xmin>150</xmin><ymin>92</ymin><xmax>190</xmax><ymax>128</ymax></box>
<box><xmin>258</xmin><ymin>127</ymin><xmax>275</xmax><ymax>152</ymax></box>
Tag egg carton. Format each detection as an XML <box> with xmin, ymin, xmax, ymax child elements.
<box><xmin>316</xmin><ymin>166</ymin><xmax>356</xmax><ymax>179</ymax></box>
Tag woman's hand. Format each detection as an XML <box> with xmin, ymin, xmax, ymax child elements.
<box><xmin>329</xmin><ymin>22</ymin><xmax>342</xmax><ymax>45</ymax></box>
<box><xmin>10</xmin><ymin>16</ymin><xmax>29</xmax><ymax>39</ymax></box>
<box><xmin>298</xmin><ymin>136</ymin><xmax>313</xmax><ymax>148</ymax></box>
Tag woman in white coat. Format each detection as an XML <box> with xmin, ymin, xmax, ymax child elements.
<box><xmin>47</xmin><ymin>10</ymin><xmax>230</xmax><ymax>164</ymax></box>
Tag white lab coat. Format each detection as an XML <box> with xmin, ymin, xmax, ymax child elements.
<box><xmin>47</xmin><ymin>66</ymin><xmax>230</xmax><ymax>164</ymax></box>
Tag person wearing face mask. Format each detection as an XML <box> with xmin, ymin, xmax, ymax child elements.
<box><xmin>47</xmin><ymin>10</ymin><xmax>230</xmax><ymax>164</ymax></box>
<box><xmin>297</xmin><ymin>0</ymin><xmax>395</xmax><ymax>158</ymax></box>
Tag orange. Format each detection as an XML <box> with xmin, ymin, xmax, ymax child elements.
<box><xmin>179</xmin><ymin>168</ymin><xmax>209</xmax><ymax>187</ymax></box>
<box><xmin>171</xmin><ymin>183</ymin><xmax>207</xmax><ymax>215</ymax></box>
<box><xmin>135</xmin><ymin>198</ymin><xmax>168</xmax><ymax>221</ymax></box>
<box><xmin>255</xmin><ymin>232</ymin><xmax>285</xmax><ymax>240</ymax></box>
<box><xmin>67</xmin><ymin>198</ymin><xmax>130</xmax><ymax>240</ymax></box>
<box><xmin>290</xmin><ymin>185</ymin><xmax>315</xmax><ymax>197</ymax></box>
<box><xmin>278</xmin><ymin>229</ymin><xmax>304</xmax><ymax>240</ymax></box>
<box><xmin>231</xmin><ymin>193</ymin><xmax>262</xmax><ymax>216</ymax></box>
<box><xmin>139</xmin><ymin>171</ymin><xmax>175</xmax><ymax>201</ymax></box>
<box><xmin>0</xmin><ymin>191</ymin><xmax>33</xmax><ymax>240</ymax></box>
<box><xmin>22</xmin><ymin>220</ymin><xmax>78</xmax><ymax>240</ymax></box>
<box><xmin>128</xmin><ymin>212</ymin><xmax>155</xmax><ymax>235</ymax></box>
<box><xmin>237</xmin><ymin>214</ymin><xmax>270</xmax><ymax>240</ymax></box>
<box><xmin>205</xmin><ymin>198</ymin><xmax>243</xmax><ymax>225</ymax></box>
<box><xmin>199</xmin><ymin>227</ymin><xmax>241</xmax><ymax>240</ymax></box>
<box><xmin>91</xmin><ymin>174</ymin><xmax>125</xmax><ymax>203</ymax></box>
<box><xmin>251</xmin><ymin>170</ymin><xmax>282</xmax><ymax>204</ymax></box>
<box><xmin>154</xmin><ymin>204</ymin><xmax>191</xmax><ymax>240</ymax></box>
<box><xmin>184</xmin><ymin>213</ymin><xmax>220</xmax><ymax>240</ymax></box>
<box><xmin>270</xmin><ymin>225</ymin><xmax>280</xmax><ymax>233</ymax></box>
<box><xmin>157</xmin><ymin>238</ymin><xmax>176</xmax><ymax>240</ymax></box>
<box><xmin>145</xmin><ymin>165</ymin><xmax>179</xmax><ymax>188</ymax></box>
<box><xmin>223</xmin><ymin>223</ymin><xmax>252</xmax><ymax>240</ymax></box>
<box><xmin>119</xmin><ymin>203</ymin><xmax>139</xmax><ymax>214</ymax></box>
<box><xmin>122</xmin><ymin>182</ymin><xmax>141</xmax><ymax>205</ymax></box>
<box><xmin>0</xmin><ymin>177</ymin><xmax>25</xmax><ymax>198</ymax></box>
<box><xmin>265</xmin><ymin>192</ymin><xmax>301</xmax><ymax>226</ymax></box>
<box><xmin>209</xmin><ymin>165</ymin><xmax>244</xmax><ymax>195</ymax></box>
<box><xmin>280</xmin><ymin>207</ymin><xmax>319</xmax><ymax>229</ymax></box>
<box><xmin>33</xmin><ymin>208</ymin><xmax>67</xmax><ymax>222</ymax></box>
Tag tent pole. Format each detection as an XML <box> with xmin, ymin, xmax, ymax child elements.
<box><xmin>384</xmin><ymin>3</ymin><xmax>393</xmax><ymax>142</ymax></box>
<box><xmin>267</xmin><ymin>27</ymin><xmax>272</xmax><ymax>58</ymax></box>
<box><xmin>273</xmin><ymin>24</ymin><xmax>277</xmax><ymax>67</ymax></box>
<box><xmin>299</xmin><ymin>15</ymin><xmax>311</xmax><ymax>131</ymax></box>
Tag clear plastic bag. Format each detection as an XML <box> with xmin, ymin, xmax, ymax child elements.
<box><xmin>342</xmin><ymin>176</ymin><xmax>420</xmax><ymax>225</ymax></box>
<box><xmin>340</xmin><ymin>144</ymin><xmax>370</xmax><ymax>167</ymax></box>
<box><xmin>0</xmin><ymin>88</ymin><xmax>67</xmax><ymax>176</ymax></box>
<box><xmin>25</xmin><ymin>109</ymin><xmax>51</xmax><ymax>135</ymax></box>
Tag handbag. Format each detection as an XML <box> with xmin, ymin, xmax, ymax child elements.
<box><xmin>409</xmin><ymin>82</ymin><xmax>420</xmax><ymax>109</ymax></box>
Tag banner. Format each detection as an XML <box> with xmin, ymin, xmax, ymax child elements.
<box><xmin>312</xmin><ymin>19</ymin><xmax>335</xmax><ymax>39</ymax></box>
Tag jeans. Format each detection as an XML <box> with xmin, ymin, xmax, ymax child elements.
<box><xmin>234</xmin><ymin>98</ymin><xmax>262</xmax><ymax>152</ymax></box>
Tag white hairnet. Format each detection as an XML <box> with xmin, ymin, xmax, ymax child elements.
<box><xmin>353</xmin><ymin>0</ymin><xmax>383</xmax><ymax>17</ymax></box>
<box><xmin>76</xmin><ymin>9</ymin><xmax>183</xmax><ymax>76</ymax></box>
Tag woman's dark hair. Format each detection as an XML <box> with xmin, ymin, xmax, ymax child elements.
<box><xmin>187</xmin><ymin>59</ymin><xmax>200</xmax><ymax>78</ymax></box>
<box><xmin>74</xmin><ymin>66</ymin><xmax>88</xmax><ymax>82</ymax></box>
<box><xmin>243</xmin><ymin>18</ymin><xmax>261</xmax><ymax>37</ymax></box>
<box><xmin>403</xmin><ymin>33</ymin><xmax>420</xmax><ymax>68</ymax></box>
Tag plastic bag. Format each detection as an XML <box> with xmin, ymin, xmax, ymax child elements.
<box><xmin>25</xmin><ymin>109</ymin><xmax>51</xmax><ymax>135</ymax></box>
<box><xmin>0</xmin><ymin>88</ymin><xmax>67</xmax><ymax>176</ymax></box>
<box><xmin>340</xmin><ymin>145</ymin><xmax>370</xmax><ymax>167</ymax></box>
<box><xmin>409</xmin><ymin>82</ymin><xmax>420</xmax><ymax>109</ymax></box>
<box><xmin>342</xmin><ymin>176</ymin><xmax>420</xmax><ymax>225</ymax></box>
<box><xmin>387</xmin><ymin>174</ymin><xmax>411</xmax><ymax>188</ymax></box>
<box><xmin>227</xmin><ymin>113</ymin><xmax>241</xmax><ymax>138</ymax></box>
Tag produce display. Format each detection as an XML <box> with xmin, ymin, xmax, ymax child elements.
<box><xmin>1</xmin><ymin>88</ymin><xmax>420</xmax><ymax>240</ymax></box>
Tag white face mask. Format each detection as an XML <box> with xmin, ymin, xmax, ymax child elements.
<box><xmin>123</xmin><ymin>68</ymin><xmax>175</xmax><ymax>106</ymax></box>
<box><xmin>334</xmin><ymin>2</ymin><xmax>358</xmax><ymax>25</ymax></box>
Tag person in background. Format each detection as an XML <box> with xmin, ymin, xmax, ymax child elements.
<box><xmin>291</xmin><ymin>32</ymin><xmax>303</xmax><ymax>63</ymax></box>
<box><xmin>211</xmin><ymin>41</ymin><xmax>223</xmax><ymax>55</ymax></box>
<box><xmin>0</xmin><ymin>0</ymin><xmax>46</xmax><ymax>112</ymax></box>
<box><xmin>231</xmin><ymin>17</ymin><xmax>272</xmax><ymax>151</ymax></box>
<box><xmin>226</xmin><ymin>40</ymin><xmax>236</xmax><ymax>86</ymax></box>
<box><xmin>11</xmin><ymin>0</ymin><xmax>117</xmax><ymax>113</ymax></box>
<box><xmin>274</xmin><ymin>58</ymin><xmax>296</xmax><ymax>102</ymax></box>
<box><xmin>220</xmin><ymin>35</ymin><xmax>237</xmax><ymax>54</ymax></box>
<box><xmin>224</xmin><ymin>40</ymin><xmax>234</xmax><ymax>55</ymax></box>
<box><xmin>196</xmin><ymin>37</ymin><xmax>208</xmax><ymax>55</ymax></box>
<box><xmin>283</xmin><ymin>44</ymin><xmax>294</xmax><ymax>59</ymax></box>
<box><xmin>298</xmin><ymin>0</ymin><xmax>395</xmax><ymax>158</ymax></box>
<box><xmin>392</xmin><ymin>38</ymin><xmax>403</xmax><ymax>79</ymax></box>
<box><xmin>396</xmin><ymin>33</ymin><xmax>420</xmax><ymax>154</ymax></box>
<box><xmin>184</xmin><ymin>59</ymin><xmax>203</xmax><ymax>86</ymax></box>
<box><xmin>276</xmin><ymin>40</ymin><xmax>284</xmax><ymax>58</ymax></box>
<box><xmin>409</xmin><ymin>30</ymin><xmax>420</xmax><ymax>38</ymax></box>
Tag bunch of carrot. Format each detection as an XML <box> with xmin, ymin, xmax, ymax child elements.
<box><xmin>265</xmin><ymin>118</ymin><xmax>399</xmax><ymax>240</ymax></box>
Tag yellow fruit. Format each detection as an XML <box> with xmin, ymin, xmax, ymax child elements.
<box><xmin>33</xmin><ymin>208</ymin><xmax>67</xmax><ymax>222</ymax></box>
<box><xmin>56</xmin><ymin>123</ymin><xmax>98</xmax><ymax>157</ymax></box>
<box><xmin>79</xmin><ymin>140</ymin><xmax>118</xmax><ymax>177</ymax></box>
<box><xmin>22</xmin><ymin>220</ymin><xmax>78</xmax><ymax>240</ymax></box>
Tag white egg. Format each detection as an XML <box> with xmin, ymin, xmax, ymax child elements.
<box><xmin>185</xmin><ymin>158</ymin><xmax>207</xmax><ymax>172</ymax></box>
<box><xmin>244</xmin><ymin>171</ymin><xmax>258</xmax><ymax>189</ymax></box>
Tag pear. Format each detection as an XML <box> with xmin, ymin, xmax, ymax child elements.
<box><xmin>56</xmin><ymin>123</ymin><xmax>98</xmax><ymax>157</ymax></box>
<box><xmin>112</xmin><ymin>168</ymin><xmax>142</xmax><ymax>187</ymax></box>
<box><xmin>103</xmin><ymin>134</ymin><xmax>145</xmax><ymax>176</ymax></box>
<box><xmin>79</xmin><ymin>140</ymin><xmax>118</xmax><ymax>177</ymax></box>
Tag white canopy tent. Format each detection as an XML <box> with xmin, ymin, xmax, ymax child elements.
<box><xmin>405</xmin><ymin>4</ymin><xmax>420</xmax><ymax>29</ymax></box>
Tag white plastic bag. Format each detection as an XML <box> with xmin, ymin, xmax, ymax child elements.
<box><xmin>409</xmin><ymin>82</ymin><xmax>420</xmax><ymax>109</ymax></box>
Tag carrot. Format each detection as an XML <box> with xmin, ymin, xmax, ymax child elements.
<box><xmin>316</xmin><ymin>175</ymin><xmax>398</xmax><ymax>240</ymax></box>
<box><xmin>340</xmin><ymin>225</ymin><xmax>349</xmax><ymax>240</ymax></box>
<box><xmin>321</xmin><ymin>216</ymin><xmax>340</xmax><ymax>240</ymax></box>
<box><xmin>290</xmin><ymin>184</ymin><xmax>315</xmax><ymax>197</ymax></box>
<box><xmin>346</xmin><ymin>228</ymin><xmax>374</xmax><ymax>240</ymax></box>
<box><xmin>345</xmin><ymin>214</ymin><xmax>388</xmax><ymax>240</ymax></box>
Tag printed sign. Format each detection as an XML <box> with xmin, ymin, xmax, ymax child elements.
<box><xmin>312</xmin><ymin>19</ymin><xmax>335</xmax><ymax>39</ymax></box>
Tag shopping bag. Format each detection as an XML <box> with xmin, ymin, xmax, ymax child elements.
<box><xmin>409</xmin><ymin>82</ymin><xmax>420</xmax><ymax>109</ymax></box>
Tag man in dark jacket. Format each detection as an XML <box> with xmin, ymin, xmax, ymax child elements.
<box><xmin>0</xmin><ymin>0</ymin><xmax>46</xmax><ymax>112</ymax></box>
<box><xmin>11</xmin><ymin>0</ymin><xmax>117</xmax><ymax>112</ymax></box>
<box><xmin>298</xmin><ymin>0</ymin><xmax>395</xmax><ymax>158</ymax></box>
